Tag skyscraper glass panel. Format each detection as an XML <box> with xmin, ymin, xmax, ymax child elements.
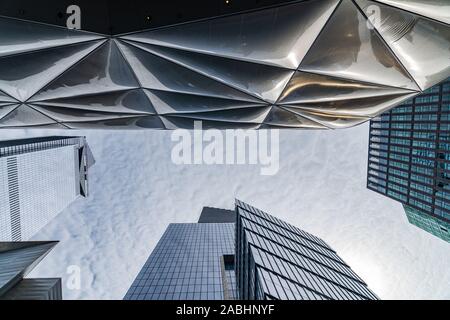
<box><xmin>235</xmin><ymin>200</ymin><xmax>378</xmax><ymax>300</ymax></box>
<box><xmin>368</xmin><ymin>78</ymin><xmax>450</xmax><ymax>243</ymax></box>
<box><xmin>124</xmin><ymin>223</ymin><xmax>235</xmax><ymax>300</ymax></box>
<box><xmin>0</xmin><ymin>136</ymin><xmax>94</xmax><ymax>241</ymax></box>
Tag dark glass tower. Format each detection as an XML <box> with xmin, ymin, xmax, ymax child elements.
<box><xmin>367</xmin><ymin>78</ymin><xmax>450</xmax><ymax>243</ymax></box>
<box><xmin>124</xmin><ymin>201</ymin><xmax>377</xmax><ymax>300</ymax></box>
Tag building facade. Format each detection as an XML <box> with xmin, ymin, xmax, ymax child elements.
<box><xmin>0</xmin><ymin>241</ymin><xmax>62</xmax><ymax>300</ymax></box>
<box><xmin>368</xmin><ymin>78</ymin><xmax>450</xmax><ymax>243</ymax></box>
<box><xmin>235</xmin><ymin>200</ymin><xmax>378</xmax><ymax>300</ymax></box>
<box><xmin>125</xmin><ymin>201</ymin><xmax>377</xmax><ymax>300</ymax></box>
<box><xmin>0</xmin><ymin>136</ymin><xmax>94</xmax><ymax>241</ymax></box>
<box><xmin>124</xmin><ymin>223</ymin><xmax>235</xmax><ymax>300</ymax></box>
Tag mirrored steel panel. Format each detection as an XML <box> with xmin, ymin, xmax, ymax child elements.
<box><xmin>64</xmin><ymin>115</ymin><xmax>165</xmax><ymax>129</ymax></box>
<box><xmin>0</xmin><ymin>104</ymin><xmax>56</xmax><ymax>127</ymax></box>
<box><xmin>300</xmin><ymin>0</ymin><xmax>419</xmax><ymax>91</ymax></box>
<box><xmin>279</xmin><ymin>71</ymin><xmax>415</xmax><ymax>104</ymax></box>
<box><xmin>0</xmin><ymin>104</ymin><xmax>19</xmax><ymax>120</ymax></box>
<box><xmin>144</xmin><ymin>89</ymin><xmax>266</xmax><ymax>115</ymax></box>
<box><xmin>0</xmin><ymin>0</ymin><xmax>448</xmax><ymax>129</ymax></box>
<box><xmin>281</xmin><ymin>92</ymin><xmax>416</xmax><ymax>118</ymax></box>
<box><xmin>0</xmin><ymin>16</ymin><xmax>104</xmax><ymax>58</ymax></box>
<box><xmin>262</xmin><ymin>106</ymin><xmax>327</xmax><ymax>129</ymax></box>
<box><xmin>31</xmin><ymin>89</ymin><xmax>156</xmax><ymax>115</ymax></box>
<box><xmin>0</xmin><ymin>40</ymin><xmax>103</xmax><ymax>102</ymax></box>
<box><xmin>117</xmin><ymin>41</ymin><xmax>259</xmax><ymax>102</ymax></box>
<box><xmin>30</xmin><ymin>105</ymin><xmax>149</xmax><ymax>123</ymax></box>
<box><xmin>288</xmin><ymin>108</ymin><xmax>370</xmax><ymax>129</ymax></box>
<box><xmin>374</xmin><ymin>0</ymin><xmax>450</xmax><ymax>24</ymax></box>
<box><xmin>121</xmin><ymin>0</ymin><xmax>340</xmax><ymax>69</ymax></box>
<box><xmin>357</xmin><ymin>0</ymin><xmax>450</xmax><ymax>90</ymax></box>
<box><xmin>163</xmin><ymin>106</ymin><xmax>271</xmax><ymax>124</ymax></box>
<box><xmin>0</xmin><ymin>90</ymin><xmax>17</xmax><ymax>103</ymax></box>
<box><xmin>122</xmin><ymin>40</ymin><xmax>294</xmax><ymax>103</ymax></box>
<box><xmin>31</xmin><ymin>40</ymin><xmax>139</xmax><ymax>101</ymax></box>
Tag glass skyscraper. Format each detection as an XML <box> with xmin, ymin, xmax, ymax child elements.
<box><xmin>0</xmin><ymin>241</ymin><xmax>62</xmax><ymax>300</ymax></box>
<box><xmin>368</xmin><ymin>78</ymin><xmax>450</xmax><ymax>243</ymax></box>
<box><xmin>235</xmin><ymin>200</ymin><xmax>377</xmax><ymax>300</ymax></box>
<box><xmin>0</xmin><ymin>136</ymin><xmax>94</xmax><ymax>241</ymax></box>
<box><xmin>124</xmin><ymin>223</ymin><xmax>235</xmax><ymax>300</ymax></box>
<box><xmin>124</xmin><ymin>201</ymin><xmax>377</xmax><ymax>300</ymax></box>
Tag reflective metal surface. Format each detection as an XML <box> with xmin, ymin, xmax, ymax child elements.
<box><xmin>0</xmin><ymin>40</ymin><xmax>103</xmax><ymax>101</ymax></box>
<box><xmin>64</xmin><ymin>115</ymin><xmax>165</xmax><ymax>129</ymax></box>
<box><xmin>374</xmin><ymin>0</ymin><xmax>450</xmax><ymax>24</ymax></box>
<box><xmin>145</xmin><ymin>89</ymin><xmax>265</xmax><ymax>114</ymax></box>
<box><xmin>122</xmin><ymin>0</ymin><xmax>340</xmax><ymax>69</ymax></box>
<box><xmin>0</xmin><ymin>17</ymin><xmax>104</xmax><ymax>58</ymax></box>
<box><xmin>262</xmin><ymin>106</ymin><xmax>328</xmax><ymax>129</ymax></box>
<box><xmin>117</xmin><ymin>41</ymin><xmax>259</xmax><ymax>102</ymax></box>
<box><xmin>0</xmin><ymin>0</ymin><xmax>449</xmax><ymax>129</ymax></box>
<box><xmin>0</xmin><ymin>104</ymin><xmax>56</xmax><ymax>128</ymax></box>
<box><xmin>300</xmin><ymin>0</ymin><xmax>419</xmax><ymax>91</ymax></box>
<box><xmin>31</xmin><ymin>40</ymin><xmax>139</xmax><ymax>101</ymax></box>
<box><xmin>357</xmin><ymin>0</ymin><xmax>450</xmax><ymax>90</ymax></box>
<box><xmin>33</xmin><ymin>89</ymin><xmax>156</xmax><ymax>115</ymax></box>
<box><xmin>122</xmin><ymin>40</ymin><xmax>294</xmax><ymax>103</ymax></box>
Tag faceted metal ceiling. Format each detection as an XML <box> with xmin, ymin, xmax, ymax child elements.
<box><xmin>0</xmin><ymin>0</ymin><xmax>449</xmax><ymax>129</ymax></box>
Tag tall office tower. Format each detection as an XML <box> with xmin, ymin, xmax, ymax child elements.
<box><xmin>0</xmin><ymin>136</ymin><xmax>95</xmax><ymax>241</ymax></box>
<box><xmin>235</xmin><ymin>200</ymin><xmax>377</xmax><ymax>300</ymax></box>
<box><xmin>124</xmin><ymin>207</ymin><xmax>236</xmax><ymax>300</ymax></box>
<box><xmin>0</xmin><ymin>241</ymin><xmax>62</xmax><ymax>300</ymax></box>
<box><xmin>368</xmin><ymin>78</ymin><xmax>450</xmax><ymax>243</ymax></box>
<box><xmin>125</xmin><ymin>202</ymin><xmax>377</xmax><ymax>300</ymax></box>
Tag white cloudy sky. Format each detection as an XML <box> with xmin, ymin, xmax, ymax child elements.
<box><xmin>4</xmin><ymin>123</ymin><xmax>450</xmax><ymax>300</ymax></box>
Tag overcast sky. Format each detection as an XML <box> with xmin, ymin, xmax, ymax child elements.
<box><xmin>3</xmin><ymin>123</ymin><xmax>449</xmax><ymax>300</ymax></box>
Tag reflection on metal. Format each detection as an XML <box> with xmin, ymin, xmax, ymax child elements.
<box><xmin>374</xmin><ymin>0</ymin><xmax>450</xmax><ymax>25</ymax></box>
<box><xmin>0</xmin><ymin>0</ymin><xmax>448</xmax><ymax>129</ymax></box>
<box><xmin>356</xmin><ymin>0</ymin><xmax>450</xmax><ymax>90</ymax></box>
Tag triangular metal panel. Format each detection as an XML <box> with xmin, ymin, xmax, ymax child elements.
<box><xmin>281</xmin><ymin>91</ymin><xmax>416</xmax><ymax>118</ymax></box>
<box><xmin>117</xmin><ymin>40</ymin><xmax>261</xmax><ymax>102</ymax></box>
<box><xmin>263</xmin><ymin>106</ymin><xmax>327</xmax><ymax>129</ymax></box>
<box><xmin>0</xmin><ymin>90</ymin><xmax>16</xmax><ymax>103</ymax></box>
<box><xmin>0</xmin><ymin>40</ymin><xmax>104</xmax><ymax>102</ymax></box>
<box><xmin>31</xmin><ymin>40</ymin><xmax>140</xmax><ymax>101</ymax></box>
<box><xmin>300</xmin><ymin>0</ymin><xmax>419</xmax><ymax>91</ymax></box>
<box><xmin>0</xmin><ymin>104</ymin><xmax>56</xmax><ymax>127</ymax></box>
<box><xmin>144</xmin><ymin>89</ymin><xmax>268</xmax><ymax>114</ymax></box>
<box><xmin>288</xmin><ymin>108</ymin><xmax>370</xmax><ymax>129</ymax></box>
<box><xmin>160</xmin><ymin>116</ymin><xmax>260</xmax><ymax>130</ymax></box>
<box><xmin>121</xmin><ymin>0</ymin><xmax>340</xmax><ymax>69</ymax></box>
<box><xmin>30</xmin><ymin>104</ymin><xmax>147</xmax><ymax>123</ymax></box>
<box><xmin>63</xmin><ymin>115</ymin><xmax>166</xmax><ymax>129</ymax></box>
<box><xmin>123</xmin><ymin>40</ymin><xmax>294</xmax><ymax>103</ymax></box>
<box><xmin>0</xmin><ymin>16</ymin><xmax>105</xmax><ymax>58</ymax></box>
<box><xmin>279</xmin><ymin>71</ymin><xmax>417</xmax><ymax>104</ymax></box>
<box><xmin>373</xmin><ymin>0</ymin><xmax>450</xmax><ymax>24</ymax></box>
<box><xmin>356</xmin><ymin>0</ymin><xmax>450</xmax><ymax>90</ymax></box>
<box><xmin>31</xmin><ymin>89</ymin><xmax>156</xmax><ymax>115</ymax></box>
<box><xmin>0</xmin><ymin>104</ymin><xmax>19</xmax><ymax>120</ymax></box>
<box><xmin>164</xmin><ymin>106</ymin><xmax>271</xmax><ymax>123</ymax></box>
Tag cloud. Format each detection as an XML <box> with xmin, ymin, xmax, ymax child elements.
<box><xmin>4</xmin><ymin>124</ymin><xmax>447</xmax><ymax>299</ymax></box>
